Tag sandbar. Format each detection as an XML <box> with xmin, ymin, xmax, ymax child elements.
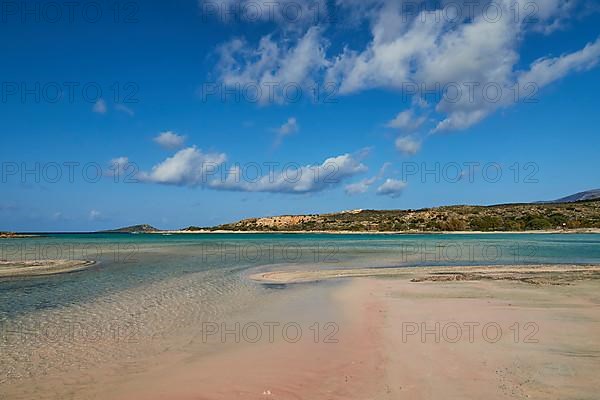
<box><xmin>0</xmin><ymin>259</ymin><xmax>95</xmax><ymax>278</ymax></box>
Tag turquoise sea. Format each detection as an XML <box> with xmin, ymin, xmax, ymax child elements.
<box><xmin>1</xmin><ymin>233</ymin><xmax>599</xmax><ymax>394</ymax></box>
<box><xmin>2</xmin><ymin>233</ymin><xmax>600</xmax><ymax>318</ymax></box>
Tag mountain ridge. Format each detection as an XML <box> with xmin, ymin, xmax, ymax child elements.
<box><xmin>549</xmin><ymin>189</ymin><xmax>600</xmax><ymax>203</ymax></box>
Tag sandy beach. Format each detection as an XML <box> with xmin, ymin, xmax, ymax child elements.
<box><xmin>373</xmin><ymin>275</ymin><xmax>600</xmax><ymax>399</ymax></box>
<box><xmin>122</xmin><ymin>265</ymin><xmax>600</xmax><ymax>399</ymax></box>
<box><xmin>6</xmin><ymin>263</ymin><xmax>593</xmax><ymax>400</ymax></box>
<box><xmin>1</xmin><ymin>259</ymin><xmax>599</xmax><ymax>399</ymax></box>
<box><xmin>76</xmin><ymin>264</ymin><xmax>599</xmax><ymax>400</ymax></box>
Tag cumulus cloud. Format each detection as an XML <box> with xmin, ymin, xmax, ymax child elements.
<box><xmin>92</xmin><ymin>99</ymin><xmax>136</xmax><ymax>117</ymax></box>
<box><xmin>395</xmin><ymin>136</ymin><xmax>422</xmax><ymax>156</ymax></box>
<box><xmin>435</xmin><ymin>36</ymin><xmax>600</xmax><ymax>132</ymax></box>
<box><xmin>115</xmin><ymin>104</ymin><xmax>135</xmax><ymax>116</ymax></box>
<box><xmin>108</xmin><ymin>156</ymin><xmax>129</xmax><ymax>169</ymax></box>
<box><xmin>274</xmin><ymin>117</ymin><xmax>299</xmax><ymax>147</ymax></box>
<box><xmin>276</xmin><ymin>117</ymin><xmax>299</xmax><ymax>135</ymax></box>
<box><xmin>376</xmin><ymin>179</ymin><xmax>407</xmax><ymax>198</ymax></box>
<box><xmin>217</xmin><ymin>27</ymin><xmax>329</xmax><ymax>103</ymax></box>
<box><xmin>93</xmin><ymin>99</ymin><xmax>107</xmax><ymax>114</ymax></box>
<box><xmin>345</xmin><ymin>177</ymin><xmax>377</xmax><ymax>195</ymax></box>
<box><xmin>89</xmin><ymin>210</ymin><xmax>103</xmax><ymax>221</ymax></box>
<box><xmin>529</xmin><ymin>0</ymin><xmax>579</xmax><ymax>34</ymax></box>
<box><xmin>387</xmin><ymin>110</ymin><xmax>426</xmax><ymax>132</ymax></box>
<box><xmin>210</xmin><ymin>153</ymin><xmax>368</xmax><ymax>194</ymax></box>
<box><xmin>139</xmin><ymin>146</ymin><xmax>227</xmax><ymax>186</ymax></box>
<box><xmin>213</xmin><ymin>0</ymin><xmax>600</xmax><ymax>131</ymax></box>
<box><xmin>52</xmin><ymin>211</ymin><xmax>66</xmax><ymax>221</ymax></box>
<box><xmin>131</xmin><ymin>142</ymin><xmax>368</xmax><ymax>194</ymax></box>
<box><xmin>518</xmin><ymin>37</ymin><xmax>600</xmax><ymax>88</ymax></box>
<box><xmin>105</xmin><ymin>157</ymin><xmax>136</xmax><ymax>180</ymax></box>
<box><xmin>153</xmin><ymin>131</ymin><xmax>187</xmax><ymax>149</ymax></box>
<box><xmin>344</xmin><ymin>162</ymin><xmax>390</xmax><ymax>195</ymax></box>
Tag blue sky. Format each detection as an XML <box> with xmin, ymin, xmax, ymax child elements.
<box><xmin>1</xmin><ymin>0</ymin><xmax>599</xmax><ymax>231</ymax></box>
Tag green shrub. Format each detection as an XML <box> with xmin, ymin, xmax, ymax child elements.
<box><xmin>525</xmin><ymin>218</ymin><xmax>553</xmax><ymax>230</ymax></box>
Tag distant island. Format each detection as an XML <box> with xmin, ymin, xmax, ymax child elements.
<box><xmin>101</xmin><ymin>224</ymin><xmax>160</xmax><ymax>234</ymax></box>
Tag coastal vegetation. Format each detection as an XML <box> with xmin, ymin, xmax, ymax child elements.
<box><xmin>193</xmin><ymin>200</ymin><xmax>600</xmax><ymax>233</ymax></box>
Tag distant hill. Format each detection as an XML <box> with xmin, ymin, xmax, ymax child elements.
<box><xmin>102</xmin><ymin>224</ymin><xmax>160</xmax><ymax>233</ymax></box>
<box><xmin>108</xmin><ymin>191</ymin><xmax>600</xmax><ymax>234</ymax></box>
<box><xmin>549</xmin><ymin>189</ymin><xmax>600</xmax><ymax>203</ymax></box>
<box><xmin>205</xmin><ymin>200</ymin><xmax>600</xmax><ymax>233</ymax></box>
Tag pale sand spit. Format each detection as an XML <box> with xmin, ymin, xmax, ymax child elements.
<box><xmin>250</xmin><ymin>264</ymin><xmax>600</xmax><ymax>285</ymax></box>
<box><xmin>0</xmin><ymin>260</ymin><xmax>96</xmax><ymax>278</ymax></box>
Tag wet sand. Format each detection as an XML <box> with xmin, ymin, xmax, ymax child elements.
<box><xmin>0</xmin><ymin>260</ymin><xmax>95</xmax><ymax>278</ymax></box>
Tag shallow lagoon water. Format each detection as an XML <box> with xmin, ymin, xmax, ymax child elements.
<box><xmin>1</xmin><ymin>233</ymin><xmax>599</xmax><ymax>396</ymax></box>
<box><xmin>2</xmin><ymin>233</ymin><xmax>600</xmax><ymax>319</ymax></box>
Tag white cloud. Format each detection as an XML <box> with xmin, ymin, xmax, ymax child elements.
<box><xmin>387</xmin><ymin>110</ymin><xmax>426</xmax><ymax>131</ymax></box>
<box><xmin>217</xmin><ymin>27</ymin><xmax>329</xmax><ymax>103</ymax></box>
<box><xmin>528</xmin><ymin>0</ymin><xmax>578</xmax><ymax>34</ymax></box>
<box><xmin>115</xmin><ymin>104</ymin><xmax>135</xmax><ymax>116</ymax></box>
<box><xmin>93</xmin><ymin>100</ymin><xmax>135</xmax><ymax>117</ymax></box>
<box><xmin>139</xmin><ymin>146</ymin><xmax>227</xmax><ymax>186</ymax></box>
<box><xmin>436</xmin><ymin>36</ymin><xmax>600</xmax><ymax>132</ymax></box>
<box><xmin>52</xmin><ymin>211</ymin><xmax>65</xmax><ymax>221</ymax></box>
<box><xmin>210</xmin><ymin>153</ymin><xmax>368</xmax><ymax>194</ymax></box>
<box><xmin>518</xmin><ymin>37</ymin><xmax>600</xmax><ymax>88</ymax></box>
<box><xmin>110</xmin><ymin>156</ymin><xmax>129</xmax><ymax>167</ymax></box>
<box><xmin>345</xmin><ymin>177</ymin><xmax>377</xmax><ymax>195</ymax></box>
<box><xmin>277</xmin><ymin>117</ymin><xmax>299</xmax><ymax>135</ymax></box>
<box><xmin>132</xmin><ymin>141</ymin><xmax>368</xmax><ymax>194</ymax></box>
<box><xmin>153</xmin><ymin>131</ymin><xmax>187</xmax><ymax>149</ymax></box>
<box><xmin>106</xmin><ymin>157</ymin><xmax>134</xmax><ymax>179</ymax></box>
<box><xmin>274</xmin><ymin>117</ymin><xmax>299</xmax><ymax>146</ymax></box>
<box><xmin>328</xmin><ymin>5</ymin><xmax>443</xmax><ymax>94</ymax></box>
<box><xmin>93</xmin><ymin>99</ymin><xmax>107</xmax><ymax>114</ymax></box>
<box><xmin>89</xmin><ymin>210</ymin><xmax>102</xmax><ymax>221</ymax></box>
<box><xmin>395</xmin><ymin>136</ymin><xmax>422</xmax><ymax>156</ymax></box>
<box><xmin>213</xmin><ymin>0</ymin><xmax>600</xmax><ymax>131</ymax></box>
<box><xmin>376</xmin><ymin>179</ymin><xmax>407</xmax><ymax>198</ymax></box>
<box><xmin>344</xmin><ymin>162</ymin><xmax>390</xmax><ymax>195</ymax></box>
